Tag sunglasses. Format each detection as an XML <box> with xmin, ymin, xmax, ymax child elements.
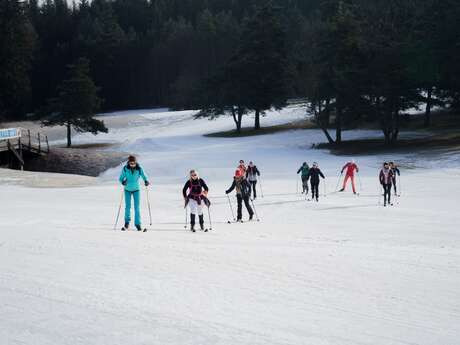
<box><xmin>191</xmin><ymin>174</ymin><xmax>197</xmax><ymax>177</ymax></box>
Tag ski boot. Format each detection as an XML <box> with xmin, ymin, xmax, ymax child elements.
<box><xmin>199</xmin><ymin>215</ymin><xmax>206</xmax><ymax>231</ymax></box>
<box><xmin>249</xmin><ymin>214</ymin><xmax>253</xmax><ymax>221</ymax></box>
<box><xmin>135</xmin><ymin>224</ymin><xmax>142</xmax><ymax>231</ymax></box>
<box><xmin>339</xmin><ymin>188</ymin><xmax>345</xmax><ymax>192</ymax></box>
<box><xmin>190</xmin><ymin>214</ymin><xmax>196</xmax><ymax>232</ymax></box>
<box><xmin>121</xmin><ymin>223</ymin><xmax>129</xmax><ymax>231</ymax></box>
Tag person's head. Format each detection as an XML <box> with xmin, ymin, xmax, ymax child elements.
<box><xmin>249</xmin><ymin>161</ymin><xmax>254</xmax><ymax>167</ymax></box>
<box><xmin>383</xmin><ymin>162</ymin><xmax>389</xmax><ymax>169</ymax></box>
<box><xmin>239</xmin><ymin>160</ymin><xmax>245</xmax><ymax>166</ymax></box>
<box><xmin>190</xmin><ymin>169</ymin><xmax>199</xmax><ymax>180</ymax></box>
<box><xmin>303</xmin><ymin>162</ymin><xmax>307</xmax><ymax>166</ymax></box>
<box><xmin>235</xmin><ymin>169</ymin><xmax>242</xmax><ymax>178</ymax></box>
<box><xmin>389</xmin><ymin>161</ymin><xmax>395</xmax><ymax>167</ymax></box>
<box><xmin>128</xmin><ymin>155</ymin><xmax>137</xmax><ymax>168</ymax></box>
<box><xmin>312</xmin><ymin>162</ymin><xmax>318</xmax><ymax>168</ymax></box>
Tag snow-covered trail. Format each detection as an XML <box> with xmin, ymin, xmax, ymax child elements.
<box><xmin>1</xmin><ymin>108</ymin><xmax>460</xmax><ymax>345</ymax></box>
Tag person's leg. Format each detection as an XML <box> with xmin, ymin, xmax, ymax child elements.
<box><xmin>351</xmin><ymin>175</ymin><xmax>356</xmax><ymax>193</ymax></box>
<box><xmin>197</xmin><ymin>202</ymin><xmax>204</xmax><ymax>229</ymax></box>
<box><xmin>124</xmin><ymin>190</ymin><xmax>132</xmax><ymax>225</ymax></box>
<box><xmin>392</xmin><ymin>178</ymin><xmax>397</xmax><ymax>195</ymax></box>
<box><xmin>189</xmin><ymin>199</ymin><xmax>197</xmax><ymax>230</ymax></box>
<box><xmin>315</xmin><ymin>182</ymin><xmax>319</xmax><ymax>200</ymax></box>
<box><xmin>310</xmin><ymin>180</ymin><xmax>315</xmax><ymax>199</ymax></box>
<box><xmin>342</xmin><ymin>174</ymin><xmax>350</xmax><ymax>190</ymax></box>
<box><xmin>244</xmin><ymin>196</ymin><xmax>254</xmax><ymax>217</ymax></box>
<box><xmin>133</xmin><ymin>190</ymin><xmax>141</xmax><ymax>227</ymax></box>
<box><xmin>237</xmin><ymin>195</ymin><xmax>243</xmax><ymax>220</ymax></box>
<box><xmin>252</xmin><ymin>181</ymin><xmax>257</xmax><ymax>199</ymax></box>
<box><xmin>387</xmin><ymin>185</ymin><xmax>392</xmax><ymax>204</ymax></box>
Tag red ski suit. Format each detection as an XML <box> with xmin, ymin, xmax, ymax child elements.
<box><xmin>341</xmin><ymin>162</ymin><xmax>359</xmax><ymax>193</ymax></box>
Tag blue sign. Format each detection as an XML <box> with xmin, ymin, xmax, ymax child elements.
<box><xmin>0</xmin><ymin>128</ymin><xmax>20</xmax><ymax>140</ymax></box>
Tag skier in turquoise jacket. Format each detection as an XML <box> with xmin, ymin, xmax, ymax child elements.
<box><xmin>118</xmin><ymin>155</ymin><xmax>149</xmax><ymax>230</ymax></box>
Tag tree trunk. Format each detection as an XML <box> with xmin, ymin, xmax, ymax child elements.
<box><xmin>67</xmin><ymin>122</ymin><xmax>72</xmax><ymax>148</ymax></box>
<box><xmin>254</xmin><ymin>109</ymin><xmax>260</xmax><ymax>130</ymax></box>
<box><xmin>335</xmin><ymin>102</ymin><xmax>342</xmax><ymax>144</ymax></box>
<box><xmin>316</xmin><ymin>100</ymin><xmax>335</xmax><ymax>144</ymax></box>
<box><xmin>424</xmin><ymin>87</ymin><xmax>432</xmax><ymax>127</ymax></box>
<box><xmin>231</xmin><ymin>106</ymin><xmax>238</xmax><ymax>130</ymax></box>
<box><xmin>236</xmin><ymin>106</ymin><xmax>243</xmax><ymax>133</ymax></box>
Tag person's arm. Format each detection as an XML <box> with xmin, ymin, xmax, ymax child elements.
<box><xmin>182</xmin><ymin>181</ymin><xmax>190</xmax><ymax>198</ymax></box>
<box><xmin>200</xmin><ymin>179</ymin><xmax>209</xmax><ymax>193</ymax></box>
<box><xmin>319</xmin><ymin>170</ymin><xmax>325</xmax><ymax>179</ymax></box>
<box><xmin>139</xmin><ymin>166</ymin><xmax>149</xmax><ymax>185</ymax></box>
<box><xmin>118</xmin><ymin>167</ymin><xmax>126</xmax><ymax>185</ymax></box>
<box><xmin>341</xmin><ymin>163</ymin><xmax>348</xmax><ymax>173</ymax></box>
<box><xmin>256</xmin><ymin>167</ymin><xmax>260</xmax><ymax>176</ymax></box>
<box><xmin>226</xmin><ymin>180</ymin><xmax>236</xmax><ymax>194</ymax></box>
<box><xmin>297</xmin><ymin>167</ymin><xmax>302</xmax><ymax>174</ymax></box>
<box><xmin>396</xmin><ymin>168</ymin><xmax>400</xmax><ymax>176</ymax></box>
<box><xmin>379</xmin><ymin>171</ymin><xmax>384</xmax><ymax>184</ymax></box>
<box><xmin>355</xmin><ymin>164</ymin><xmax>359</xmax><ymax>173</ymax></box>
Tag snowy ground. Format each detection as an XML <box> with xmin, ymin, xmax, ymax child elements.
<box><xmin>1</xmin><ymin>107</ymin><xmax>460</xmax><ymax>345</ymax></box>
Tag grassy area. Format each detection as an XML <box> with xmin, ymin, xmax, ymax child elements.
<box><xmin>316</xmin><ymin>131</ymin><xmax>460</xmax><ymax>155</ymax></box>
<box><xmin>204</xmin><ymin>119</ymin><xmax>316</xmax><ymax>138</ymax></box>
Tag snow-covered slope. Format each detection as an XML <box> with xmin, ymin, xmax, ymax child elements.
<box><xmin>1</xmin><ymin>107</ymin><xmax>459</xmax><ymax>345</ymax></box>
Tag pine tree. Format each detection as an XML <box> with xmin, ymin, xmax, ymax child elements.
<box><xmin>42</xmin><ymin>58</ymin><xmax>107</xmax><ymax>147</ymax></box>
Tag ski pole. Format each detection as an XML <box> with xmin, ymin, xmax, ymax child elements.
<box><xmin>259</xmin><ymin>178</ymin><xmax>264</xmax><ymax>198</ymax></box>
<box><xmin>226</xmin><ymin>194</ymin><xmax>236</xmax><ymax>221</ymax></box>
<box><xmin>250</xmin><ymin>198</ymin><xmax>260</xmax><ymax>221</ymax></box>
<box><xmin>207</xmin><ymin>206</ymin><xmax>213</xmax><ymax>230</ymax></box>
<box><xmin>323</xmin><ymin>179</ymin><xmax>327</xmax><ymax>197</ymax></box>
<box><xmin>398</xmin><ymin>176</ymin><xmax>402</xmax><ymax>197</ymax></box>
<box><xmin>184</xmin><ymin>207</ymin><xmax>188</xmax><ymax>229</ymax></box>
<box><xmin>378</xmin><ymin>184</ymin><xmax>383</xmax><ymax>205</ymax></box>
<box><xmin>335</xmin><ymin>172</ymin><xmax>342</xmax><ymax>192</ymax></box>
<box><xmin>113</xmin><ymin>189</ymin><xmax>124</xmax><ymax>230</ymax></box>
<box><xmin>296</xmin><ymin>176</ymin><xmax>299</xmax><ymax>194</ymax></box>
<box><xmin>357</xmin><ymin>172</ymin><xmax>363</xmax><ymax>192</ymax></box>
<box><xmin>145</xmin><ymin>186</ymin><xmax>153</xmax><ymax>226</ymax></box>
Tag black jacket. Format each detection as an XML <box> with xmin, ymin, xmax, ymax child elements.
<box><xmin>183</xmin><ymin>178</ymin><xmax>209</xmax><ymax>200</ymax></box>
<box><xmin>226</xmin><ymin>177</ymin><xmax>252</xmax><ymax>198</ymax></box>
<box><xmin>307</xmin><ymin>167</ymin><xmax>325</xmax><ymax>184</ymax></box>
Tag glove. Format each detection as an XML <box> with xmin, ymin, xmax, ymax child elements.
<box><xmin>225</xmin><ymin>190</ymin><xmax>229</xmax><ymax>194</ymax></box>
<box><xmin>122</xmin><ymin>180</ymin><xmax>127</xmax><ymax>186</ymax></box>
<box><xmin>145</xmin><ymin>181</ymin><xmax>150</xmax><ymax>187</ymax></box>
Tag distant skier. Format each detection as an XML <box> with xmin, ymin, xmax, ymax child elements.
<box><xmin>246</xmin><ymin>161</ymin><xmax>260</xmax><ymax>199</ymax></box>
<box><xmin>182</xmin><ymin>170</ymin><xmax>210</xmax><ymax>232</ymax></box>
<box><xmin>389</xmin><ymin>162</ymin><xmax>400</xmax><ymax>196</ymax></box>
<box><xmin>297</xmin><ymin>162</ymin><xmax>310</xmax><ymax>194</ymax></box>
<box><xmin>307</xmin><ymin>162</ymin><xmax>325</xmax><ymax>201</ymax></box>
<box><xmin>226</xmin><ymin>169</ymin><xmax>254</xmax><ymax>222</ymax></box>
<box><xmin>118</xmin><ymin>155</ymin><xmax>150</xmax><ymax>231</ymax></box>
<box><xmin>379</xmin><ymin>162</ymin><xmax>394</xmax><ymax>206</ymax></box>
<box><xmin>340</xmin><ymin>160</ymin><xmax>359</xmax><ymax>194</ymax></box>
<box><xmin>237</xmin><ymin>160</ymin><xmax>247</xmax><ymax>176</ymax></box>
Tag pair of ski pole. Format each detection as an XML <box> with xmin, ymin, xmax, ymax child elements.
<box><xmin>114</xmin><ymin>186</ymin><xmax>152</xmax><ymax>230</ymax></box>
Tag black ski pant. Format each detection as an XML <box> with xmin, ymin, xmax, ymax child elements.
<box><xmin>237</xmin><ymin>194</ymin><xmax>253</xmax><ymax>220</ymax></box>
<box><xmin>190</xmin><ymin>214</ymin><xmax>204</xmax><ymax>229</ymax></box>
<box><xmin>382</xmin><ymin>183</ymin><xmax>392</xmax><ymax>204</ymax></box>
<box><xmin>392</xmin><ymin>177</ymin><xmax>397</xmax><ymax>194</ymax></box>
<box><xmin>301</xmin><ymin>176</ymin><xmax>309</xmax><ymax>193</ymax></box>
<box><xmin>250</xmin><ymin>180</ymin><xmax>257</xmax><ymax>199</ymax></box>
<box><xmin>311</xmin><ymin>181</ymin><xmax>320</xmax><ymax>200</ymax></box>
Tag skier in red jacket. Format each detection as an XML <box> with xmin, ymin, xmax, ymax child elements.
<box><xmin>339</xmin><ymin>160</ymin><xmax>359</xmax><ymax>194</ymax></box>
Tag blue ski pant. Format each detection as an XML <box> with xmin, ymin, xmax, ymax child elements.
<box><xmin>124</xmin><ymin>190</ymin><xmax>141</xmax><ymax>226</ymax></box>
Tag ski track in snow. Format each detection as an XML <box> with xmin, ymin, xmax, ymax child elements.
<box><xmin>1</xmin><ymin>106</ymin><xmax>460</xmax><ymax>345</ymax></box>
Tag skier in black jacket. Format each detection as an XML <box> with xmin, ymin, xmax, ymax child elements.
<box><xmin>182</xmin><ymin>170</ymin><xmax>209</xmax><ymax>231</ymax></box>
<box><xmin>246</xmin><ymin>161</ymin><xmax>261</xmax><ymax>199</ymax></box>
<box><xmin>307</xmin><ymin>162</ymin><xmax>325</xmax><ymax>201</ymax></box>
<box><xmin>389</xmin><ymin>162</ymin><xmax>400</xmax><ymax>196</ymax></box>
<box><xmin>226</xmin><ymin>169</ymin><xmax>254</xmax><ymax>222</ymax></box>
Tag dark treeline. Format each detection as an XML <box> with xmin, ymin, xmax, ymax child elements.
<box><xmin>1</xmin><ymin>0</ymin><xmax>459</xmax><ymax>144</ymax></box>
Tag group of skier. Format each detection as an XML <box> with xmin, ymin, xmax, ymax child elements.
<box><xmin>117</xmin><ymin>155</ymin><xmax>401</xmax><ymax>231</ymax></box>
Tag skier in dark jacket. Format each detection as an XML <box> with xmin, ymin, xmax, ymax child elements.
<box><xmin>246</xmin><ymin>161</ymin><xmax>260</xmax><ymax>199</ymax></box>
<box><xmin>389</xmin><ymin>162</ymin><xmax>400</xmax><ymax>196</ymax></box>
<box><xmin>297</xmin><ymin>162</ymin><xmax>310</xmax><ymax>194</ymax></box>
<box><xmin>307</xmin><ymin>162</ymin><xmax>325</xmax><ymax>201</ymax></box>
<box><xmin>226</xmin><ymin>169</ymin><xmax>254</xmax><ymax>222</ymax></box>
<box><xmin>379</xmin><ymin>162</ymin><xmax>394</xmax><ymax>206</ymax></box>
<box><xmin>182</xmin><ymin>170</ymin><xmax>210</xmax><ymax>232</ymax></box>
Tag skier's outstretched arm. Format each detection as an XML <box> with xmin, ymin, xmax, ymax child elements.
<box><xmin>182</xmin><ymin>181</ymin><xmax>190</xmax><ymax>198</ymax></box>
<box><xmin>225</xmin><ymin>180</ymin><xmax>236</xmax><ymax>194</ymax></box>
<box><xmin>118</xmin><ymin>167</ymin><xmax>126</xmax><ymax>185</ymax></box>
<box><xmin>319</xmin><ymin>170</ymin><xmax>325</xmax><ymax>179</ymax></box>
